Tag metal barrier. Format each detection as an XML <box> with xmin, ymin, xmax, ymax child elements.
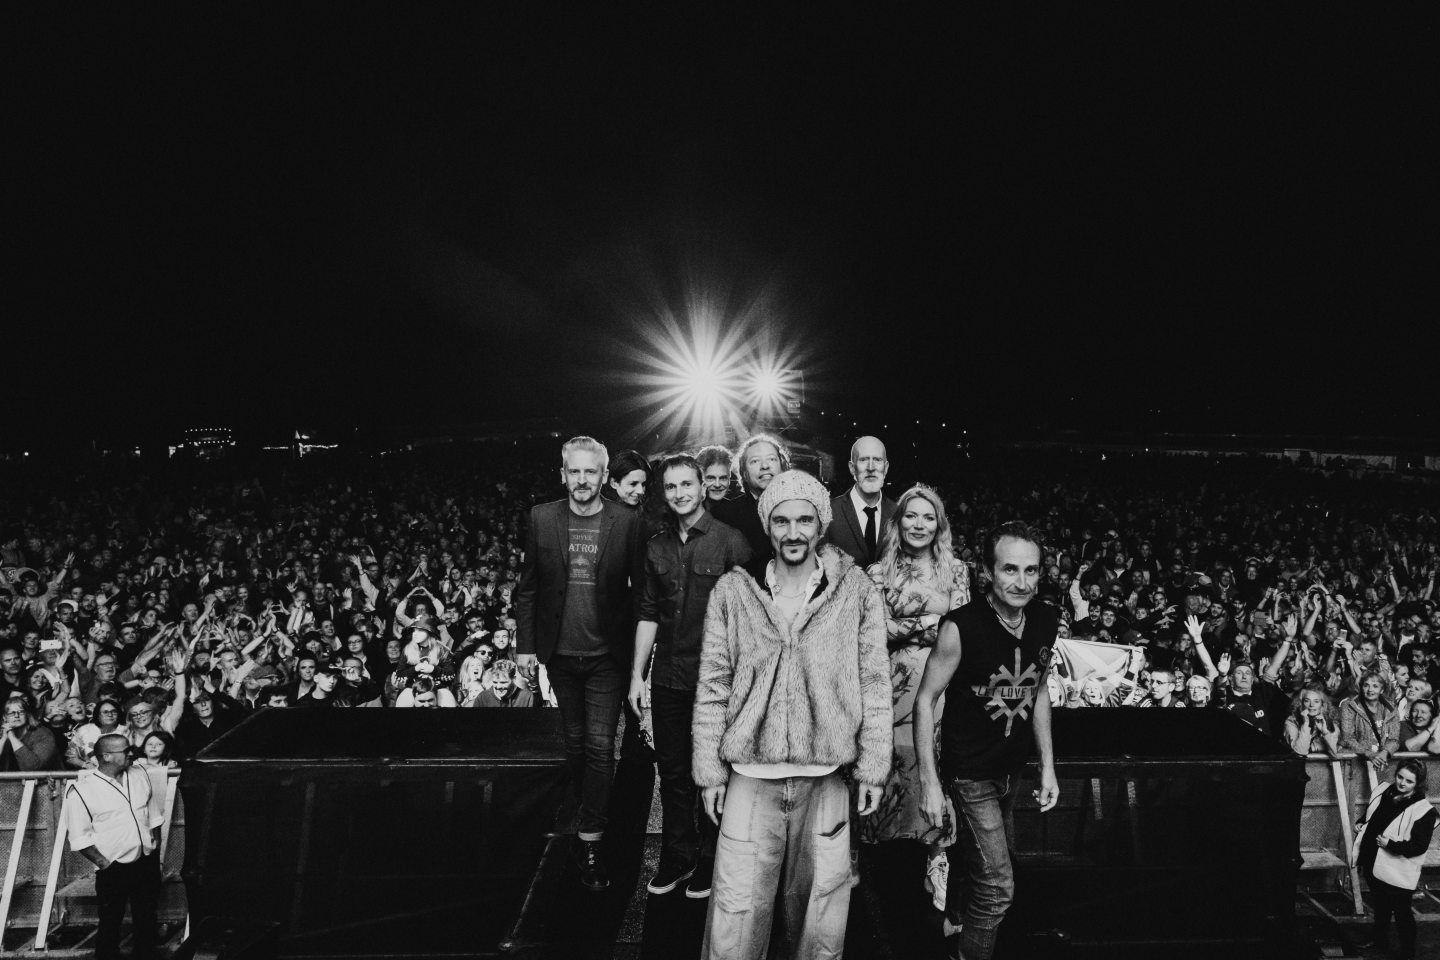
<box><xmin>0</xmin><ymin>769</ymin><xmax>186</xmax><ymax>956</ymax></box>
<box><xmin>1298</xmin><ymin>751</ymin><xmax>1440</xmax><ymax>917</ymax></box>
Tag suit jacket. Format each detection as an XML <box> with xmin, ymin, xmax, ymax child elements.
<box><xmin>827</xmin><ymin>488</ymin><xmax>897</xmax><ymax>571</ymax></box>
<box><xmin>515</xmin><ymin>499</ymin><xmax>645</xmax><ymax>665</ymax></box>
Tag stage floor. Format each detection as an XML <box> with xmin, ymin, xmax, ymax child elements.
<box><xmin>538</xmin><ymin>749</ymin><xmax>1439</xmax><ymax>960</ymax></box>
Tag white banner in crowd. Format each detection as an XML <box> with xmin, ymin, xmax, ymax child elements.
<box><xmin>1048</xmin><ymin>637</ymin><xmax>1145</xmax><ymax>708</ymax></box>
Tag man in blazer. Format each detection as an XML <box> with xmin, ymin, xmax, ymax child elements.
<box><xmin>515</xmin><ymin>436</ymin><xmax>645</xmax><ymax>892</ymax></box>
<box><xmin>827</xmin><ymin>435</ymin><xmax>896</xmax><ymax>570</ymax></box>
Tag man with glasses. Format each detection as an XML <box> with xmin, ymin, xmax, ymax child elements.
<box><xmin>1141</xmin><ymin>667</ymin><xmax>1185</xmax><ymax>708</ymax></box>
<box><xmin>62</xmin><ymin>733</ymin><xmax>166</xmax><ymax>960</ymax></box>
<box><xmin>341</xmin><ymin>656</ymin><xmax>380</xmax><ymax>706</ymax></box>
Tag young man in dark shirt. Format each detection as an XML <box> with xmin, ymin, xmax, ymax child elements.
<box><xmin>627</xmin><ymin>455</ymin><xmax>750</xmax><ymax>898</ymax></box>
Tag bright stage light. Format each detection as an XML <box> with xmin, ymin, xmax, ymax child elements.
<box><xmin>750</xmin><ymin>368</ymin><xmax>784</xmax><ymax>403</ymax></box>
<box><xmin>618</xmin><ymin>293</ymin><xmax>812</xmax><ymax>445</ymax></box>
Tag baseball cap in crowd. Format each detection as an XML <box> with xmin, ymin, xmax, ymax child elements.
<box><xmin>248</xmin><ymin>664</ymin><xmax>280</xmax><ymax>684</ymax></box>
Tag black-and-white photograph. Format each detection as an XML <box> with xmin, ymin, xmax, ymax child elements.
<box><xmin>4</xmin><ymin>9</ymin><xmax>1438</xmax><ymax>960</ymax></box>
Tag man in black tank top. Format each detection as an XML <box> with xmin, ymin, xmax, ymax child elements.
<box><xmin>914</xmin><ymin>521</ymin><xmax>1059</xmax><ymax>960</ymax></box>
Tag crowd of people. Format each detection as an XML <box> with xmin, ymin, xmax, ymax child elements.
<box><xmin>4</xmin><ymin>435</ymin><xmax>1440</xmax><ymax>959</ymax></box>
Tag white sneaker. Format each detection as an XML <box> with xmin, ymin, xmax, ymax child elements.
<box><xmin>925</xmin><ymin>852</ymin><xmax>949</xmax><ymax>913</ymax></box>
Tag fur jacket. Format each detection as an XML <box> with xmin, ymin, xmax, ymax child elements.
<box><xmin>691</xmin><ymin>544</ymin><xmax>892</xmax><ymax>788</ymax></box>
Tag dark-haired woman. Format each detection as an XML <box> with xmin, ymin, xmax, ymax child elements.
<box><xmin>1352</xmin><ymin>759</ymin><xmax>1436</xmax><ymax>959</ymax></box>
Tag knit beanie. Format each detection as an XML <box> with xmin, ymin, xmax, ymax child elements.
<box><xmin>756</xmin><ymin>469</ymin><xmax>832</xmax><ymax>530</ymax></box>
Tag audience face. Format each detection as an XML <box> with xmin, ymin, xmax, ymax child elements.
<box><xmin>1186</xmin><ymin>677</ymin><xmax>1211</xmax><ymax>706</ymax></box>
<box><xmin>127</xmin><ymin>703</ymin><xmax>155</xmax><ymax>729</ymax></box>
<box><xmin>338</xmin><ymin>659</ymin><xmax>362</xmax><ymax>687</ymax></box>
<box><xmin>491</xmin><ymin>670</ymin><xmax>513</xmax><ymax>699</ymax></box>
<box><xmin>1360</xmin><ymin>674</ymin><xmax>1384</xmax><ymax>703</ymax></box>
<box><xmin>96</xmin><ymin>702</ymin><xmax>122</xmax><ymax>729</ymax></box>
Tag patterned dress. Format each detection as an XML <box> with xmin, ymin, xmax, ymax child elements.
<box><xmin>859</xmin><ymin>553</ymin><xmax>970</xmax><ymax>844</ymax></box>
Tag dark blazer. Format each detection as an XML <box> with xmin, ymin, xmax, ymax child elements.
<box><xmin>827</xmin><ymin>489</ymin><xmax>897</xmax><ymax>570</ymax></box>
<box><xmin>515</xmin><ymin>499</ymin><xmax>645</xmax><ymax>665</ymax></box>
<box><xmin>710</xmin><ymin>492</ymin><xmax>770</xmax><ymax>563</ymax></box>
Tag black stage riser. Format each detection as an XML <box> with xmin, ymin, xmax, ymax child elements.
<box><xmin>179</xmin><ymin>711</ymin><xmax>568</xmax><ymax>959</ymax></box>
<box><xmin>999</xmin><ymin>711</ymin><xmax>1304</xmax><ymax>958</ymax></box>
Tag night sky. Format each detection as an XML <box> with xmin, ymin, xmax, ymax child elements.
<box><xmin>10</xmin><ymin>9</ymin><xmax>1438</xmax><ymax>449</ymax></box>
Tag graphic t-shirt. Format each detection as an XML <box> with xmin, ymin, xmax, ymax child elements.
<box><xmin>939</xmin><ymin>598</ymin><xmax>1057</xmax><ymax>780</ymax></box>
<box><xmin>557</xmin><ymin>511</ymin><xmax>606</xmax><ymax>656</ymax></box>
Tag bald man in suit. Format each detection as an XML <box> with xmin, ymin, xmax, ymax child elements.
<box><xmin>827</xmin><ymin>436</ymin><xmax>896</xmax><ymax>570</ymax></box>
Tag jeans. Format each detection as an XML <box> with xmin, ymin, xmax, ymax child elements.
<box><xmin>944</xmin><ymin>775</ymin><xmax>1017</xmax><ymax>960</ymax></box>
<box><xmin>703</xmin><ymin>770</ymin><xmax>852</xmax><ymax>960</ymax></box>
<box><xmin>651</xmin><ymin>685</ymin><xmax>715</xmax><ymax>869</ymax></box>
<box><xmin>95</xmin><ymin>852</ymin><xmax>160</xmax><ymax>960</ymax></box>
<box><xmin>547</xmin><ymin>654</ymin><xmax>624</xmax><ymax>839</ymax></box>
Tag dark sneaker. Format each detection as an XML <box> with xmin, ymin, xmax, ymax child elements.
<box><xmin>577</xmin><ymin>839</ymin><xmax>610</xmax><ymax>891</ymax></box>
<box><xmin>646</xmin><ymin>861</ymin><xmax>695</xmax><ymax>895</ymax></box>
<box><xmin>685</xmin><ymin>857</ymin><xmax>714</xmax><ymax>899</ymax></box>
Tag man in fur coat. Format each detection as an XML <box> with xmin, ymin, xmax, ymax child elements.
<box><xmin>692</xmin><ymin>469</ymin><xmax>892</xmax><ymax>960</ymax></box>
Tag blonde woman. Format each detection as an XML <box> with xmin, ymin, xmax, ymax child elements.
<box><xmin>858</xmin><ymin>484</ymin><xmax>970</xmax><ymax>906</ymax></box>
<box><xmin>1283</xmin><ymin>684</ymin><xmax>1340</xmax><ymax>756</ymax></box>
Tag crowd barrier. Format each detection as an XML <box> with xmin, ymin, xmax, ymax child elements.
<box><xmin>0</xmin><ymin>770</ymin><xmax>186</xmax><ymax>956</ymax></box>
<box><xmin>1298</xmin><ymin>751</ymin><xmax>1440</xmax><ymax>916</ymax></box>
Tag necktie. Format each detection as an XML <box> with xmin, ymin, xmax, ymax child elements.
<box><xmin>863</xmin><ymin>505</ymin><xmax>877</xmax><ymax>559</ymax></box>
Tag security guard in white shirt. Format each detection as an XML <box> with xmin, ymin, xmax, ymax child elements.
<box><xmin>61</xmin><ymin>733</ymin><xmax>165</xmax><ymax>960</ymax></box>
